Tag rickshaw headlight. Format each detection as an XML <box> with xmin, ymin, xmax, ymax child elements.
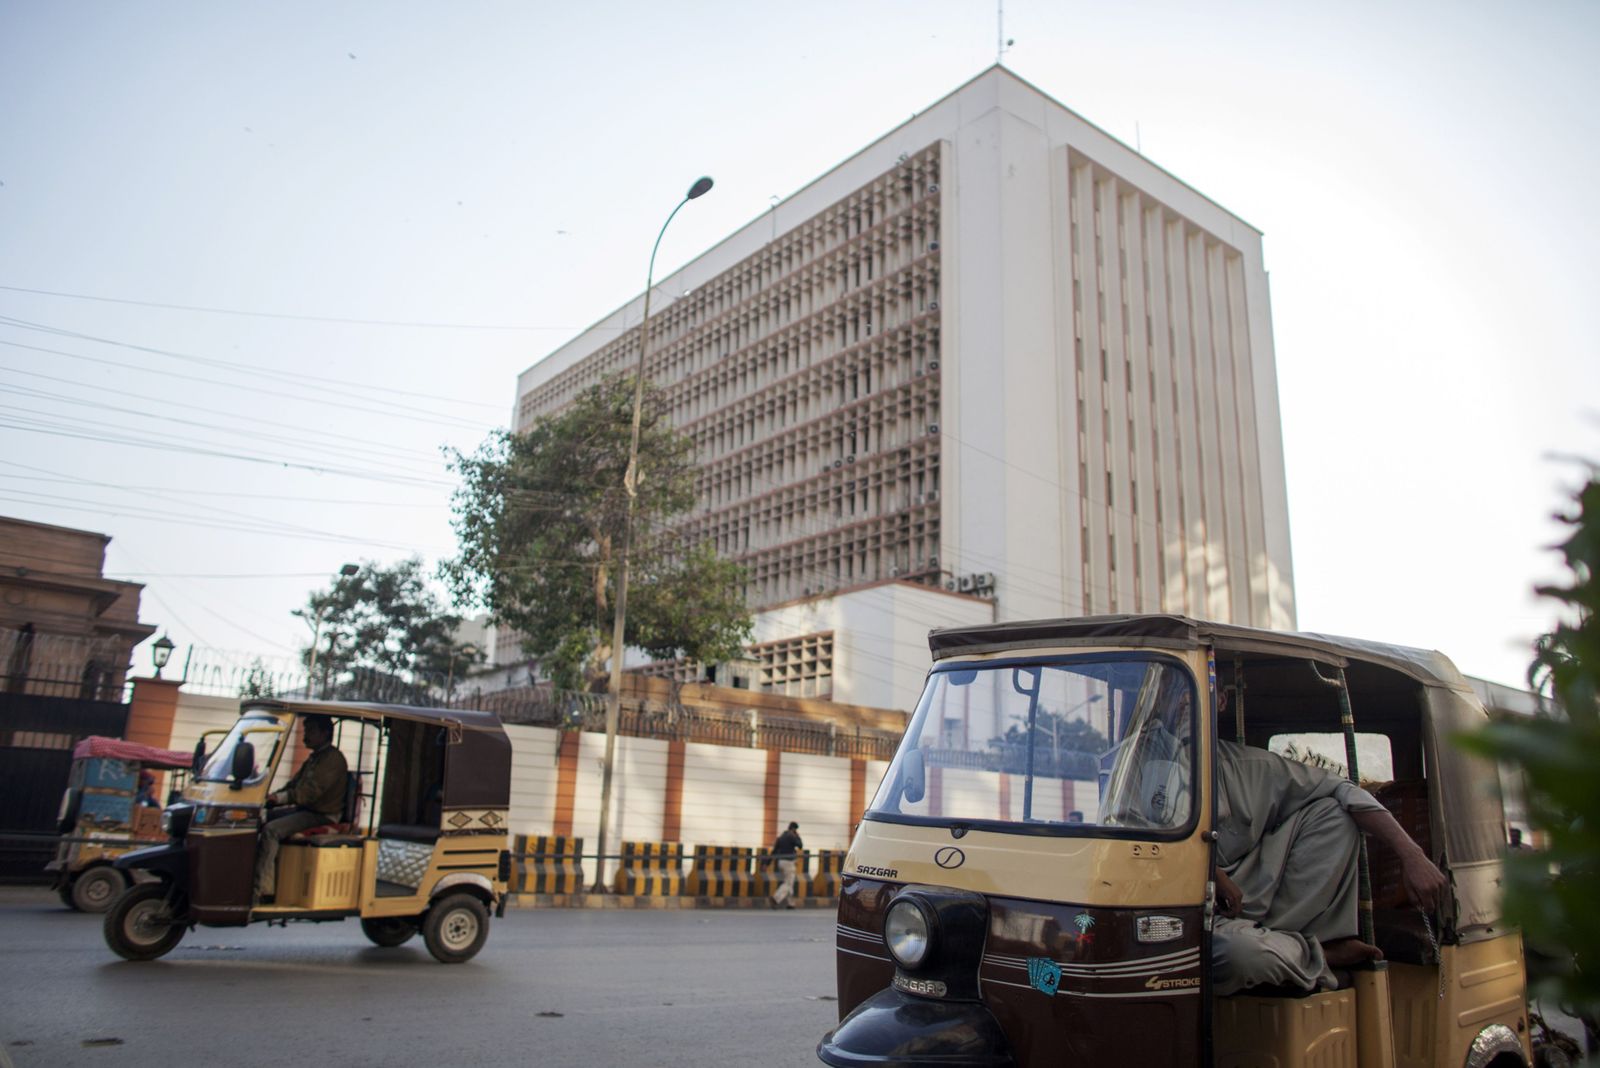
<box><xmin>885</xmin><ymin>899</ymin><xmax>933</xmax><ymax>969</ymax></box>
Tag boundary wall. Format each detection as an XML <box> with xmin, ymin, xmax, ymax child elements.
<box><xmin>149</xmin><ymin>686</ymin><xmax>894</xmax><ymax>887</ymax></box>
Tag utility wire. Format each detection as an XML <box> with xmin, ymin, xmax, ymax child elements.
<box><xmin>0</xmin><ymin>338</ymin><xmax>498</xmax><ymax>434</ymax></box>
<box><xmin>0</xmin><ymin>281</ymin><xmax>616</xmax><ymax>337</ymax></box>
<box><xmin>0</xmin><ymin>387</ymin><xmax>448</xmax><ymax>476</ymax></box>
<box><xmin>0</xmin><ymin>421</ymin><xmax>454</xmax><ymax>488</ymax></box>
<box><xmin>0</xmin><ymin>316</ymin><xmax>499</xmax><ymax>426</ymax></box>
<box><xmin>0</xmin><ymin>364</ymin><xmax>449</xmax><ymax>465</ymax></box>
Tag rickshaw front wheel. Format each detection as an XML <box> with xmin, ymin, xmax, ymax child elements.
<box><xmin>72</xmin><ymin>866</ymin><xmax>127</xmax><ymax>913</ymax></box>
<box><xmin>422</xmin><ymin>892</ymin><xmax>488</xmax><ymax>964</ymax></box>
<box><xmin>104</xmin><ymin>882</ymin><xmax>185</xmax><ymax>961</ymax></box>
<box><xmin>360</xmin><ymin>916</ymin><xmax>418</xmax><ymax>947</ymax></box>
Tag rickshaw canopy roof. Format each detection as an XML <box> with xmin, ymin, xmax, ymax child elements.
<box><xmin>73</xmin><ymin>735</ymin><xmax>191</xmax><ymax>768</ymax></box>
<box><xmin>239</xmin><ymin>698</ymin><xmax>508</xmax><ymax>737</ymax></box>
<box><xmin>929</xmin><ymin>614</ymin><xmax>1470</xmax><ymax>693</ymax></box>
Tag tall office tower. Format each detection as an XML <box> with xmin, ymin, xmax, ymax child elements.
<box><xmin>513</xmin><ymin>68</ymin><xmax>1295</xmax><ymax>708</ymax></box>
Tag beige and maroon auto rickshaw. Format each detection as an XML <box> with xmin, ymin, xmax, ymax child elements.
<box><xmin>820</xmin><ymin>615</ymin><xmax>1542</xmax><ymax>1068</ymax></box>
<box><xmin>102</xmin><ymin>698</ymin><xmax>511</xmax><ymax>964</ymax></box>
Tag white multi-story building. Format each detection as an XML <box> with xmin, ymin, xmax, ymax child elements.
<box><xmin>512</xmin><ymin>67</ymin><xmax>1295</xmax><ymax>710</ymax></box>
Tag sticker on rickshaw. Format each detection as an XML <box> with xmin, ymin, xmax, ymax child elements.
<box><xmin>1027</xmin><ymin>958</ymin><xmax>1063</xmax><ymax>995</ymax></box>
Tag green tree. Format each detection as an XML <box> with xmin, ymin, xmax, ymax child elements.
<box><xmin>1461</xmin><ymin>467</ymin><xmax>1600</xmax><ymax>1027</ymax></box>
<box><xmin>444</xmin><ymin>375</ymin><xmax>752</xmax><ymax>691</ymax></box>
<box><xmin>239</xmin><ymin>657</ymin><xmax>277</xmax><ymax>699</ymax></box>
<box><xmin>294</xmin><ymin>559</ymin><xmax>465</xmax><ymax>687</ymax></box>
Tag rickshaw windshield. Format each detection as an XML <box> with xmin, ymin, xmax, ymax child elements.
<box><xmin>199</xmin><ymin>714</ymin><xmax>285</xmax><ymax>785</ymax></box>
<box><xmin>867</xmin><ymin>655</ymin><xmax>1197</xmax><ymax>835</ymax></box>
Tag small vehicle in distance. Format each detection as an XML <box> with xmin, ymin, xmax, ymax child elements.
<box><xmin>103</xmin><ymin>698</ymin><xmax>512</xmax><ymax>964</ymax></box>
<box><xmin>48</xmin><ymin>736</ymin><xmax>190</xmax><ymax>913</ymax></box>
<box><xmin>820</xmin><ymin>614</ymin><xmax>1538</xmax><ymax>1068</ymax></box>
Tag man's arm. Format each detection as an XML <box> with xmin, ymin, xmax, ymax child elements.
<box><xmin>1349</xmin><ymin>807</ymin><xmax>1448</xmax><ymax>912</ymax></box>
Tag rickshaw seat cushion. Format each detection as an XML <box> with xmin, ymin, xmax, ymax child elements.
<box><xmin>378</xmin><ymin>823</ymin><xmax>440</xmax><ymax>844</ymax></box>
<box><xmin>300</xmin><ymin>834</ymin><xmax>362</xmax><ymax>848</ymax></box>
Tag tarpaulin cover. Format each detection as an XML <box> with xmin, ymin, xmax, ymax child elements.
<box><xmin>71</xmin><ymin>735</ymin><xmax>191</xmax><ymax>768</ymax></box>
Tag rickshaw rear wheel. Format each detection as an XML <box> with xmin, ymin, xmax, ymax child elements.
<box><xmin>72</xmin><ymin>866</ymin><xmax>127</xmax><ymax>913</ymax></box>
<box><xmin>57</xmin><ymin>883</ymin><xmax>76</xmax><ymax>909</ymax></box>
<box><xmin>360</xmin><ymin>916</ymin><xmax>418</xmax><ymax>947</ymax></box>
<box><xmin>422</xmin><ymin>892</ymin><xmax>488</xmax><ymax>964</ymax></box>
<box><xmin>104</xmin><ymin>882</ymin><xmax>185</xmax><ymax>961</ymax></box>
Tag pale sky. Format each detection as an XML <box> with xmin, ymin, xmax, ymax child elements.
<box><xmin>1</xmin><ymin>1</ymin><xmax>1595</xmax><ymax>692</ymax></box>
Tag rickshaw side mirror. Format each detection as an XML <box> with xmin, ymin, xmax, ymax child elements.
<box><xmin>903</xmin><ymin>748</ymin><xmax>927</xmax><ymax>804</ymax></box>
<box><xmin>192</xmin><ymin>739</ymin><xmax>207</xmax><ymax>777</ymax></box>
<box><xmin>230</xmin><ymin>740</ymin><xmax>255</xmax><ymax>789</ymax></box>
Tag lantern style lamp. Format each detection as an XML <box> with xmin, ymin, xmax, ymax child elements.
<box><xmin>151</xmin><ymin>634</ymin><xmax>176</xmax><ymax>679</ymax></box>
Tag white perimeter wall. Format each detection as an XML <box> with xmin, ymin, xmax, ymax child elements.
<box><xmin>169</xmin><ymin>692</ymin><xmax>904</xmax><ymax>879</ymax></box>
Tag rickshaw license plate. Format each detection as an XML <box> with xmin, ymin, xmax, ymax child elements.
<box><xmin>892</xmin><ymin>974</ymin><xmax>948</xmax><ymax>998</ymax></box>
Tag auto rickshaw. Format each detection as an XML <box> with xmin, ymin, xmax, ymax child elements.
<box><xmin>820</xmin><ymin>614</ymin><xmax>1542</xmax><ymax>1068</ymax></box>
<box><xmin>47</xmin><ymin>736</ymin><xmax>191</xmax><ymax>912</ymax></box>
<box><xmin>102</xmin><ymin>698</ymin><xmax>512</xmax><ymax>964</ymax></box>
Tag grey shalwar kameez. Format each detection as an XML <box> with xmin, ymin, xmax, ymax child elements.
<box><xmin>1211</xmin><ymin>741</ymin><xmax>1385</xmax><ymax>995</ymax></box>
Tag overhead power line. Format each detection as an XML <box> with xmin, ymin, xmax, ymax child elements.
<box><xmin>0</xmin><ymin>314</ymin><xmax>504</xmax><ymax>419</ymax></box>
<box><xmin>0</xmin><ymin>282</ymin><xmax>615</xmax><ymax>335</ymax></box>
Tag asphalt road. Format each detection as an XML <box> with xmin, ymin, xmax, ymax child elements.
<box><xmin>0</xmin><ymin>889</ymin><xmax>840</xmax><ymax>1068</ymax></box>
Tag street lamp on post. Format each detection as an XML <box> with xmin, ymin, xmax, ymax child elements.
<box><xmin>307</xmin><ymin>563</ymin><xmax>359</xmax><ymax>697</ymax></box>
<box><xmin>150</xmin><ymin>634</ymin><xmax>175</xmax><ymax>679</ymax></box>
<box><xmin>594</xmin><ymin>175</ymin><xmax>714</xmax><ymax>892</ymax></box>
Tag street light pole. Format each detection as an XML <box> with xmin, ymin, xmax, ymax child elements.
<box><xmin>593</xmin><ymin>176</ymin><xmax>713</xmax><ymax>891</ymax></box>
<box><xmin>306</xmin><ymin>563</ymin><xmax>359</xmax><ymax>698</ymax></box>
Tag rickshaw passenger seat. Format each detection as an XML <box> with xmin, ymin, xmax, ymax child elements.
<box><xmin>378</xmin><ymin>823</ymin><xmax>440</xmax><ymax>844</ymax></box>
<box><xmin>289</xmin><ymin>773</ymin><xmax>364</xmax><ymax>841</ymax></box>
<box><xmin>1363</xmin><ymin>779</ymin><xmax>1437</xmax><ymax>965</ymax></box>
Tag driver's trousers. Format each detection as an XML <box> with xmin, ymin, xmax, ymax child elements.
<box><xmin>255</xmin><ymin>806</ymin><xmax>329</xmax><ymax>898</ymax></box>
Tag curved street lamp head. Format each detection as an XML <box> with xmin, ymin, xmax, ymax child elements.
<box><xmin>686</xmin><ymin>176</ymin><xmax>714</xmax><ymax>200</ymax></box>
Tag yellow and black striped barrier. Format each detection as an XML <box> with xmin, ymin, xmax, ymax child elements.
<box><xmin>807</xmin><ymin>849</ymin><xmax>845</xmax><ymax>899</ymax></box>
<box><xmin>757</xmin><ymin>849</ymin><xmax>811</xmax><ymax>899</ymax></box>
<box><xmin>510</xmin><ymin>834</ymin><xmax>585</xmax><ymax>894</ymax></box>
<box><xmin>612</xmin><ymin>840</ymin><xmax>685</xmax><ymax>896</ymax></box>
<box><xmin>687</xmin><ymin>845</ymin><xmax>761</xmax><ymax>897</ymax></box>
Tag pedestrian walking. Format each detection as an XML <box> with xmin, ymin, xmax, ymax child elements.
<box><xmin>768</xmin><ymin>821</ymin><xmax>802</xmax><ymax>909</ymax></box>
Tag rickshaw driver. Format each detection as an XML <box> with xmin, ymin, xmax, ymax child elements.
<box><xmin>1207</xmin><ymin>716</ymin><xmax>1448</xmax><ymax>995</ymax></box>
<box><xmin>253</xmin><ymin>714</ymin><xmax>348</xmax><ymax>904</ymax></box>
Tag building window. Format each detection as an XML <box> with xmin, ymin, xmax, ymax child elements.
<box><xmin>751</xmin><ymin>631</ymin><xmax>833</xmax><ymax>699</ymax></box>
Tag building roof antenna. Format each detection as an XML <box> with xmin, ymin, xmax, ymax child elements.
<box><xmin>997</xmin><ymin>0</ymin><xmax>1014</xmax><ymax>65</ymax></box>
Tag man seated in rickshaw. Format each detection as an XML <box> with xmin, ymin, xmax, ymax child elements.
<box><xmin>1209</xmin><ymin>729</ymin><xmax>1447</xmax><ymax>995</ymax></box>
<box><xmin>253</xmin><ymin>714</ymin><xmax>348</xmax><ymax>904</ymax></box>
<box><xmin>1111</xmin><ymin>682</ymin><xmax>1447</xmax><ymax>996</ymax></box>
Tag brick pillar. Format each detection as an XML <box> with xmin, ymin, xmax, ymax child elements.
<box><xmin>661</xmin><ymin>741</ymin><xmax>686</xmax><ymax>843</ymax></box>
<box><xmin>997</xmin><ymin>771</ymin><xmax>1011</xmax><ymax>820</ymax></box>
<box><xmin>849</xmin><ymin>759</ymin><xmax>867</xmax><ymax>839</ymax></box>
<box><xmin>763</xmin><ymin>748</ymin><xmax>782</xmax><ymax>844</ymax></box>
<box><xmin>552</xmin><ymin>731</ymin><xmax>581</xmax><ymax>837</ymax></box>
<box><xmin>125</xmin><ymin>677</ymin><xmax>181</xmax><ymax>750</ymax></box>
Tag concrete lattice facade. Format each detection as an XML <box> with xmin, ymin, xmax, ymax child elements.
<box><xmin>514</xmin><ymin>68</ymin><xmax>1296</xmax><ymax>707</ymax></box>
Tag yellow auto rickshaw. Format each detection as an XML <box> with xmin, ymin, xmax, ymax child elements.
<box><xmin>103</xmin><ymin>698</ymin><xmax>512</xmax><ymax>964</ymax></box>
<box><xmin>820</xmin><ymin>615</ymin><xmax>1540</xmax><ymax>1068</ymax></box>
